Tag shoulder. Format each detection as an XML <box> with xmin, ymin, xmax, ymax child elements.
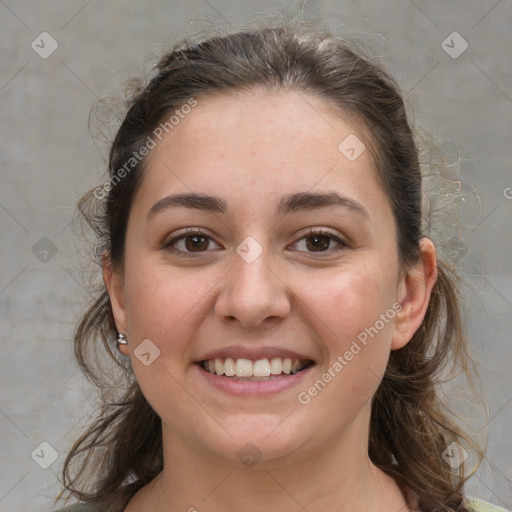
<box><xmin>53</xmin><ymin>504</ymin><xmax>104</xmax><ymax>512</ymax></box>
<box><xmin>466</xmin><ymin>497</ymin><xmax>510</xmax><ymax>512</ymax></box>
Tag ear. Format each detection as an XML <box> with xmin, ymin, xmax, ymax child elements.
<box><xmin>391</xmin><ymin>237</ymin><xmax>437</xmax><ymax>350</ymax></box>
<box><xmin>102</xmin><ymin>250</ymin><xmax>130</xmax><ymax>355</ymax></box>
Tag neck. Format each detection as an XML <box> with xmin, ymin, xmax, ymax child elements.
<box><xmin>126</xmin><ymin>404</ymin><xmax>409</xmax><ymax>512</ymax></box>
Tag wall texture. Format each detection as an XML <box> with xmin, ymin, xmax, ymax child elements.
<box><xmin>0</xmin><ymin>1</ymin><xmax>510</xmax><ymax>510</ymax></box>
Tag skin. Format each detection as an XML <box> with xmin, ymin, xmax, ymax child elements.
<box><xmin>104</xmin><ymin>89</ymin><xmax>437</xmax><ymax>512</ymax></box>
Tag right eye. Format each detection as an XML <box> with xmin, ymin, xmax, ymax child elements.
<box><xmin>164</xmin><ymin>229</ymin><xmax>222</xmax><ymax>255</ymax></box>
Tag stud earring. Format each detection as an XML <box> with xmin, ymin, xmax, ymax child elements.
<box><xmin>116</xmin><ymin>333</ymin><xmax>128</xmax><ymax>350</ymax></box>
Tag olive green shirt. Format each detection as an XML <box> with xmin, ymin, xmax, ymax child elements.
<box><xmin>54</xmin><ymin>498</ymin><xmax>510</xmax><ymax>511</ymax></box>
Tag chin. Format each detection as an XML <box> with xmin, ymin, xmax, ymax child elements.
<box><xmin>200</xmin><ymin>413</ymin><xmax>315</xmax><ymax>467</ymax></box>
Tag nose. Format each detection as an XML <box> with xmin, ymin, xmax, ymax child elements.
<box><xmin>214</xmin><ymin>249</ymin><xmax>291</xmax><ymax>328</ymax></box>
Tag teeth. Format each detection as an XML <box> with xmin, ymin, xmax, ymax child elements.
<box><xmin>202</xmin><ymin>357</ymin><xmax>309</xmax><ymax>378</ymax></box>
<box><xmin>224</xmin><ymin>357</ymin><xmax>235</xmax><ymax>377</ymax></box>
<box><xmin>235</xmin><ymin>358</ymin><xmax>253</xmax><ymax>377</ymax></box>
<box><xmin>253</xmin><ymin>359</ymin><xmax>271</xmax><ymax>377</ymax></box>
<box><xmin>270</xmin><ymin>357</ymin><xmax>283</xmax><ymax>375</ymax></box>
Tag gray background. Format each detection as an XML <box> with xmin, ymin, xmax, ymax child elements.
<box><xmin>0</xmin><ymin>1</ymin><xmax>511</xmax><ymax>511</ymax></box>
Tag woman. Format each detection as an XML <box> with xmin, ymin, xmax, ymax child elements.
<box><xmin>54</xmin><ymin>21</ymin><xmax>508</xmax><ymax>512</ymax></box>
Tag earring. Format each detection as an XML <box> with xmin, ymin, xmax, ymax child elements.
<box><xmin>116</xmin><ymin>333</ymin><xmax>128</xmax><ymax>349</ymax></box>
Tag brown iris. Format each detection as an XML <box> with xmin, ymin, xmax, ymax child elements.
<box><xmin>305</xmin><ymin>234</ymin><xmax>331</xmax><ymax>252</ymax></box>
<box><xmin>185</xmin><ymin>235</ymin><xmax>209</xmax><ymax>252</ymax></box>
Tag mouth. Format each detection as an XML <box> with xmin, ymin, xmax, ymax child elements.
<box><xmin>199</xmin><ymin>357</ymin><xmax>314</xmax><ymax>381</ymax></box>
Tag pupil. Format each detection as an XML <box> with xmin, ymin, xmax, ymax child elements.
<box><xmin>306</xmin><ymin>234</ymin><xmax>329</xmax><ymax>251</ymax></box>
<box><xmin>186</xmin><ymin>236</ymin><xmax>208</xmax><ymax>251</ymax></box>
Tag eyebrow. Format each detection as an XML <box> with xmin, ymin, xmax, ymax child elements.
<box><xmin>147</xmin><ymin>191</ymin><xmax>369</xmax><ymax>220</ymax></box>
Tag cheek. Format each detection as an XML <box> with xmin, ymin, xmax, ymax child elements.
<box><xmin>301</xmin><ymin>264</ymin><xmax>396</xmax><ymax>384</ymax></box>
<box><xmin>308</xmin><ymin>264</ymin><xmax>395</xmax><ymax>331</ymax></box>
<box><xmin>123</xmin><ymin>258</ymin><xmax>213</xmax><ymax>357</ymax></box>
<box><xmin>122</xmin><ymin>260</ymin><xmax>218</xmax><ymax>415</ymax></box>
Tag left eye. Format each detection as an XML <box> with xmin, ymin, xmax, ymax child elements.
<box><xmin>291</xmin><ymin>231</ymin><xmax>346</xmax><ymax>253</ymax></box>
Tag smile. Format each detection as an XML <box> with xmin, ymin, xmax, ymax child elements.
<box><xmin>200</xmin><ymin>357</ymin><xmax>312</xmax><ymax>379</ymax></box>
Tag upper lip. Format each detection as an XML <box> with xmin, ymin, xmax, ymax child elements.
<box><xmin>196</xmin><ymin>346</ymin><xmax>314</xmax><ymax>362</ymax></box>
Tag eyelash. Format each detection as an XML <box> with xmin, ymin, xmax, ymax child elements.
<box><xmin>163</xmin><ymin>227</ymin><xmax>347</xmax><ymax>256</ymax></box>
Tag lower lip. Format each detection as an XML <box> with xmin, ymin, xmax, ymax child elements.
<box><xmin>195</xmin><ymin>363</ymin><xmax>313</xmax><ymax>396</ymax></box>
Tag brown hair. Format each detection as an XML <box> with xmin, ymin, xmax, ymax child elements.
<box><xmin>59</xmin><ymin>20</ymin><xmax>483</xmax><ymax>512</ymax></box>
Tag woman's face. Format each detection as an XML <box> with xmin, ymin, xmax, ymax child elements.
<box><xmin>107</xmin><ymin>90</ymin><xmax>431</xmax><ymax>467</ymax></box>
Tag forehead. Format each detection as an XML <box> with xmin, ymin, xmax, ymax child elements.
<box><xmin>134</xmin><ymin>90</ymin><xmax>389</xmax><ymax>223</ymax></box>
<box><xmin>156</xmin><ymin>89</ymin><xmax>364</xmax><ymax>163</ymax></box>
